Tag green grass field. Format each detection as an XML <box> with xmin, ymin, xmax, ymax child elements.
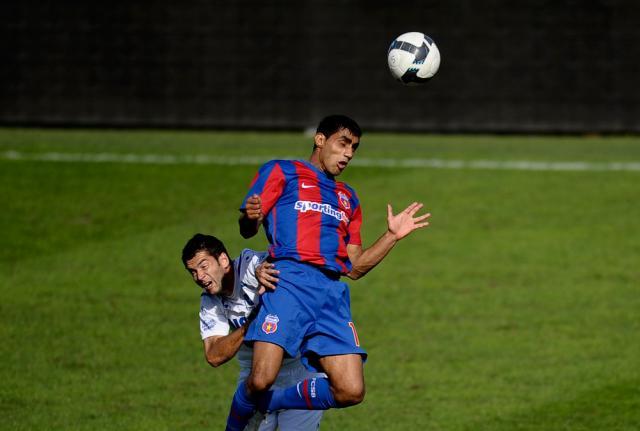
<box><xmin>1</xmin><ymin>128</ymin><xmax>639</xmax><ymax>430</ymax></box>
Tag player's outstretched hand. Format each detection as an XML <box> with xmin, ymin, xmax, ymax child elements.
<box><xmin>387</xmin><ymin>202</ymin><xmax>431</xmax><ymax>240</ymax></box>
<box><xmin>245</xmin><ymin>194</ymin><xmax>264</xmax><ymax>223</ymax></box>
<box><xmin>255</xmin><ymin>261</ymin><xmax>280</xmax><ymax>294</ymax></box>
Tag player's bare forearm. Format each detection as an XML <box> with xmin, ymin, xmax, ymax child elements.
<box><xmin>203</xmin><ymin>323</ymin><xmax>251</xmax><ymax>368</ymax></box>
<box><xmin>346</xmin><ymin>231</ymin><xmax>397</xmax><ymax>280</ymax></box>
<box><xmin>239</xmin><ymin>194</ymin><xmax>264</xmax><ymax>238</ymax></box>
<box><xmin>239</xmin><ymin>212</ymin><xmax>260</xmax><ymax>238</ymax></box>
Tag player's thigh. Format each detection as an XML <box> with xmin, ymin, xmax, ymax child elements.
<box><xmin>306</xmin><ymin>280</ymin><xmax>367</xmax><ymax>362</ymax></box>
<box><xmin>318</xmin><ymin>353</ymin><xmax>364</xmax><ymax>394</ymax></box>
<box><xmin>249</xmin><ymin>341</ymin><xmax>285</xmax><ymax>390</ymax></box>
<box><xmin>246</xmin><ymin>263</ymin><xmax>317</xmax><ymax>357</ymax></box>
<box><xmin>275</xmin><ymin>409</ymin><xmax>323</xmax><ymax>431</ymax></box>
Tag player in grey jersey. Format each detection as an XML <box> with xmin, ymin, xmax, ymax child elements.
<box><xmin>182</xmin><ymin>233</ymin><xmax>323</xmax><ymax>431</ymax></box>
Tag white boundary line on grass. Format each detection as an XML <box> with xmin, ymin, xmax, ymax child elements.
<box><xmin>2</xmin><ymin>150</ymin><xmax>640</xmax><ymax>172</ymax></box>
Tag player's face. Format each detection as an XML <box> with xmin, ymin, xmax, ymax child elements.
<box><xmin>315</xmin><ymin>128</ymin><xmax>360</xmax><ymax>176</ymax></box>
<box><xmin>185</xmin><ymin>251</ymin><xmax>229</xmax><ymax>295</ymax></box>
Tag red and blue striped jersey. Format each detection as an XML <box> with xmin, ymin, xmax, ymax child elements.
<box><xmin>240</xmin><ymin>160</ymin><xmax>362</xmax><ymax>274</ymax></box>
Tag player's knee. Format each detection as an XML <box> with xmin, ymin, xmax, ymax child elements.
<box><xmin>333</xmin><ymin>383</ymin><xmax>365</xmax><ymax>407</ymax></box>
<box><xmin>247</xmin><ymin>373</ymin><xmax>276</xmax><ymax>393</ymax></box>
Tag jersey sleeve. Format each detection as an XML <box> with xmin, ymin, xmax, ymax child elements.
<box><xmin>239</xmin><ymin>249</ymin><xmax>270</xmax><ymax>289</ymax></box>
<box><xmin>199</xmin><ymin>293</ymin><xmax>230</xmax><ymax>340</ymax></box>
<box><xmin>240</xmin><ymin>160</ymin><xmax>287</xmax><ymax>216</ymax></box>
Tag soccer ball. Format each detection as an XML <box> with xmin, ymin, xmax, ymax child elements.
<box><xmin>387</xmin><ymin>32</ymin><xmax>441</xmax><ymax>85</ymax></box>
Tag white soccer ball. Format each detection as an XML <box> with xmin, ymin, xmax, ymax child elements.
<box><xmin>387</xmin><ymin>32</ymin><xmax>441</xmax><ymax>85</ymax></box>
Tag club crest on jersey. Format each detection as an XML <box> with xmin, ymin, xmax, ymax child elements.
<box><xmin>262</xmin><ymin>314</ymin><xmax>279</xmax><ymax>334</ymax></box>
<box><xmin>338</xmin><ymin>191</ymin><xmax>350</xmax><ymax>210</ymax></box>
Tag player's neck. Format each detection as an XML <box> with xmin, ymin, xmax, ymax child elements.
<box><xmin>307</xmin><ymin>155</ymin><xmax>334</xmax><ymax>179</ymax></box>
<box><xmin>308</xmin><ymin>154</ymin><xmax>324</xmax><ymax>171</ymax></box>
<box><xmin>219</xmin><ymin>264</ymin><xmax>235</xmax><ymax>297</ymax></box>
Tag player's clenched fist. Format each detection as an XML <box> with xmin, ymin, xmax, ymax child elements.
<box><xmin>239</xmin><ymin>194</ymin><xmax>264</xmax><ymax>239</ymax></box>
<box><xmin>244</xmin><ymin>194</ymin><xmax>264</xmax><ymax>222</ymax></box>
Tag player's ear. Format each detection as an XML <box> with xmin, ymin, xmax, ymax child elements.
<box><xmin>314</xmin><ymin>133</ymin><xmax>326</xmax><ymax>149</ymax></box>
<box><xmin>218</xmin><ymin>253</ymin><xmax>231</xmax><ymax>271</ymax></box>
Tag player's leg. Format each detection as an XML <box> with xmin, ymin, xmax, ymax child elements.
<box><xmin>258</xmin><ymin>272</ymin><xmax>366</xmax><ymax>413</ymax></box>
<box><xmin>317</xmin><ymin>353</ymin><xmax>365</xmax><ymax>406</ymax></box>
<box><xmin>310</xmin><ymin>275</ymin><xmax>366</xmax><ymax>407</ymax></box>
<box><xmin>259</xmin><ymin>353</ymin><xmax>363</xmax><ymax>412</ymax></box>
<box><xmin>226</xmin><ymin>342</ymin><xmax>284</xmax><ymax>431</ymax></box>
<box><xmin>248</xmin><ymin>341</ymin><xmax>285</xmax><ymax>393</ymax></box>
<box><xmin>227</xmin><ymin>260</ymin><xmax>313</xmax><ymax>431</ymax></box>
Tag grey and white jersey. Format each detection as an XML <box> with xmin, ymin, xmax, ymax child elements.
<box><xmin>199</xmin><ymin>249</ymin><xmax>322</xmax><ymax>387</ymax></box>
<box><xmin>199</xmin><ymin>248</ymin><xmax>266</xmax><ymax>369</ymax></box>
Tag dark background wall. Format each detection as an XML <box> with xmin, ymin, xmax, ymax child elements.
<box><xmin>2</xmin><ymin>0</ymin><xmax>639</xmax><ymax>133</ymax></box>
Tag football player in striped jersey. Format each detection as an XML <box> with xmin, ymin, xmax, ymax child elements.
<box><xmin>226</xmin><ymin>115</ymin><xmax>431</xmax><ymax>430</ymax></box>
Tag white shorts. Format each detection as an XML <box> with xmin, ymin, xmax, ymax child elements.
<box><xmin>258</xmin><ymin>409</ymin><xmax>323</xmax><ymax>431</ymax></box>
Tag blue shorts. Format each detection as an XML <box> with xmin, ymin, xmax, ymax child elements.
<box><xmin>245</xmin><ymin>259</ymin><xmax>367</xmax><ymax>370</ymax></box>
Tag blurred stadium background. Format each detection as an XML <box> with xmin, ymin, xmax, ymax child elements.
<box><xmin>3</xmin><ymin>0</ymin><xmax>639</xmax><ymax>132</ymax></box>
<box><xmin>1</xmin><ymin>1</ymin><xmax>639</xmax><ymax>430</ymax></box>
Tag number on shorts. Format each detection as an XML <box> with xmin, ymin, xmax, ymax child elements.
<box><xmin>348</xmin><ymin>321</ymin><xmax>360</xmax><ymax>346</ymax></box>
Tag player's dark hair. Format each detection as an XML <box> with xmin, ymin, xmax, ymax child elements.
<box><xmin>316</xmin><ymin>115</ymin><xmax>362</xmax><ymax>139</ymax></box>
<box><xmin>181</xmin><ymin>233</ymin><xmax>228</xmax><ymax>266</ymax></box>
